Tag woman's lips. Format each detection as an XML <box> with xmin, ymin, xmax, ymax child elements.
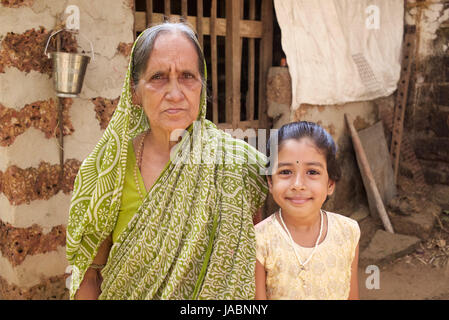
<box><xmin>165</xmin><ymin>108</ymin><xmax>185</xmax><ymax>114</ymax></box>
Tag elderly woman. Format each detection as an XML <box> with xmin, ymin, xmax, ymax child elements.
<box><xmin>66</xmin><ymin>22</ymin><xmax>268</xmax><ymax>300</ymax></box>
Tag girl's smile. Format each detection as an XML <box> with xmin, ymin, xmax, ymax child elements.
<box><xmin>286</xmin><ymin>196</ymin><xmax>311</xmax><ymax>205</ymax></box>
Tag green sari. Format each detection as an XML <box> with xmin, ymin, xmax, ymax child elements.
<box><xmin>66</xmin><ymin>30</ymin><xmax>268</xmax><ymax>300</ymax></box>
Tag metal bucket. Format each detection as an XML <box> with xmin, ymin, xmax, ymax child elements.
<box><xmin>49</xmin><ymin>52</ymin><xmax>90</xmax><ymax>97</ymax></box>
<box><xmin>45</xmin><ymin>29</ymin><xmax>94</xmax><ymax>97</ymax></box>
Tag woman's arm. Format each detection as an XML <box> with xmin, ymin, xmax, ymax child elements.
<box><xmin>255</xmin><ymin>259</ymin><xmax>268</xmax><ymax>300</ymax></box>
<box><xmin>348</xmin><ymin>243</ymin><xmax>359</xmax><ymax>300</ymax></box>
<box><xmin>74</xmin><ymin>234</ymin><xmax>113</xmax><ymax>300</ymax></box>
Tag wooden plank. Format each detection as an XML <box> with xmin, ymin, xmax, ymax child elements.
<box><xmin>258</xmin><ymin>0</ymin><xmax>273</xmax><ymax>129</ymax></box>
<box><xmin>164</xmin><ymin>0</ymin><xmax>170</xmax><ymax>17</ymax></box>
<box><xmin>181</xmin><ymin>0</ymin><xmax>188</xmax><ymax>20</ymax></box>
<box><xmin>378</xmin><ymin>103</ymin><xmax>425</xmax><ymax>187</ymax></box>
<box><xmin>358</xmin><ymin>121</ymin><xmax>397</xmax><ymax>207</ymax></box>
<box><xmin>56</xmin><ymin>32</ymin><xmax>61</xmax><ymax>51</ymax></box>
<box><xmin>56</xmin><ymin>32</ymin><xmax>64</xmax><ymax>171</ymax></box>
<box><xmin>390</xmin><ymin>31</ymin><xmax>415</xmax><ymax>184</ymax></box>
<box><xmin>226</xmin><ymin>0</ymin><xmax>241</xmax><ymax>126</ymax></box>
<box><xmin>197</xmin><ymin>0</ymin><xmax>203</xmax><ymax>48</ymax></box>
<box><xmin>247</xmin><ymin>0</ymin><xmax>256</xmax><ymax>121</ymax></box>
<box><xmin>135</xmin><ymin>12</ymin><xmax>263</xmax><ymax>38</ymax></box>
<box><xmin>145</xmin><ymin>0</ymin><xmax>153</xmax><ymax>27</ymax></box>
<box><xmin>211</xmin><ymin>0</ymin><xmax>218</xmax><ymax>124</ymax></box>
<box><xmin>238</xmin><ymin>18</ymin><xmax>262</xmax><ymax>38</ymax></box>
<box><xmin>345</xmin><ymin>114</ymin><xmax>394</xmax><ymax>233</ymax></box>
<box><xmin>57</xmin><ymin>97</ymin><xmax>64</xmax><ymax>168</ymax></box>
<box><xmin>217</xmin><ymin>120</ymin><xmax>260</xmax><ymax>131</ymax></box>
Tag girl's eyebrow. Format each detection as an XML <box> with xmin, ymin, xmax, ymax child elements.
<box><xmin>305</xmin><ymin>162</ymin><xmax>324</xmax><ymax>168</ymax></box>
<box><xmin>276</xmin><ymin>162</ymin><xmax>293</xmax><ymax>168</ymax></box>
<box><xmin>277</xmin><ymin>161</ymin><xmax>324</xmax><ymax>168</ymax></box>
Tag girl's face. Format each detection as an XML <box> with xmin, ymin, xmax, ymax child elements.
<box><xmin>268</xmin><ymin>137</ymin><xmax>335</xmax><ymax>219</ymax></box>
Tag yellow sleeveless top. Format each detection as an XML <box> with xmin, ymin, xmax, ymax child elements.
<box><xmin>112</xmin><ymin>141</ymin><xmax>146</xmax><ymax>243</ymax></box>
<box><xmin>255</xmin><ymin>211</ymin><xmax>360</xmax><ymax>300</ymax></box>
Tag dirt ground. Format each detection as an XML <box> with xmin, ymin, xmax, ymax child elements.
<box><xmin>359</xmin><ymin>259</ymin><xmax>449</xmax><ymax>300</ymax></box>
<box><xmin>357</xmin><ymin>212</ymin><xmax>449</xmax><ymax>300</ymax></box>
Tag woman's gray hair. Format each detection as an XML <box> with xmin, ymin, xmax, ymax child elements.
<box><xmin>131</xmin><ymin>22</ymin><xmax>206</xmax><ymax>90</ymax></box>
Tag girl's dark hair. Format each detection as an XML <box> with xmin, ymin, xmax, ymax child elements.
<box><xmin>266</xmin><ymin>121</ymin><xmax>341</xmax><ymax>182</ymax></box>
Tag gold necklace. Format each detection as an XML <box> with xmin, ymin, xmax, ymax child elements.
<box><xmin>133</xmin><ymin>131</ymin><xmax>148</xmax><ymax>201</ymax></box>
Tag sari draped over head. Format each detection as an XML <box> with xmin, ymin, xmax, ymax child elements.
<box><xmin>66</xmin><ymin>29</ymin><xmax>268</xmax><ymax>300</ymax></box>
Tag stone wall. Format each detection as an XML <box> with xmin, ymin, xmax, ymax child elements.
<box><xmin>405</xmin><ymin>0</ymin><xmax>449</xmax><ymax>187</ymax></box>
<box><xmin>0</xmin><ymin>0</ymin><xmax>134</xmax><ymax>299</ymax></box>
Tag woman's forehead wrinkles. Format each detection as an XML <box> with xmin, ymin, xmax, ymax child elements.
<box><xmin>146</xmin><ymin>60</ymin><xmax>198</xmax><ymax>75</ymax></box>
<box><xmin>146</xmin><ymin>54</ymin><xmax>199</xmax><ymax>75</ymax></box>
<box><xmin>152</xmin><ymin>34</ymin><xmax>197</xmax><ymax>58</ymax></box>
<box><xmin>141</xmin><ymin>33</ymin><xmax>200</xmax><ymax>76</ymax></box>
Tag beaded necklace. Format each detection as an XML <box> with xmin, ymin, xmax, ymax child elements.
<box><xmin>133</xmin><ymin>131</ymin><xmax>149</xmax><ymax>201</ymax></box>
<box><xmin>278</xmin><ymin>208</ymin><xmax>324</xmax><ymax>271</ymax></box>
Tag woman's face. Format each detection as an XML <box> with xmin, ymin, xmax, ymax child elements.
<box><xmin>135</xmin><ymin>32</ymin><xmax>202</xmax><ymax>135</ymax></box>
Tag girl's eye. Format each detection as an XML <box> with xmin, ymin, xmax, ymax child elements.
<box><xmin>279</xmin><ymin>169</ymin><xmax>292</xmax><ymax>175</ymax></box>
<box><xmin>307</xmin><ymin>169</ymin><xmax>320</xmax><ymax>175</ymax></box>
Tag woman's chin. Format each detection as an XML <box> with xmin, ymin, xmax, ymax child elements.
<box><xmin>159</xmin><ymin>122</ymin><xmax>194</xmax><ymax>137</ymax></box>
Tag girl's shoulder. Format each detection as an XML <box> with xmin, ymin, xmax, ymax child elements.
<box><xmin>327</xmin><ymin>211</ymin><xmax>359</xmax><ymax>225</ymax></box>
<box><xmin>326</xmin><ymin>211</ymin><xmax>361</xmax><ymax>239</ymax></box>
<box><xmin>255</xmin><ymin>213</ymin><xmax>277</xmax><ymax>234</ymax></box>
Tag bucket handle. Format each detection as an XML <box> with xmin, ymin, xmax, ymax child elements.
<box><xmin>44</xmin><ymin>29</ymin><xmax>95</xmax><ymax>62</ymax></box>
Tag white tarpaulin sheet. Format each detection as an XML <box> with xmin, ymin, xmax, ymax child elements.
<box><xmin>273</xmin><ymin>0</ymin><xmax>404</xmax><ymax>109</ymax></box>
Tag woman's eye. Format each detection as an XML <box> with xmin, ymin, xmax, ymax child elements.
<box><xmin>151</xmin><ymin>73</ymin><xmax>164</xmax><ymax>80</ymax></box>
<box><xmin>307</xmin><ymin>169</ymin><xmax>320</xmax><ymax>175</ymax></box>
<box><xmin>182</xmin><ymin>72</ymin><xmax>195</xmax><ymax>79</ymax></box>
<box><xmin>279</xmin><ymin>169</ymin><xmax>292</xmax><ymax>175</ymax></box>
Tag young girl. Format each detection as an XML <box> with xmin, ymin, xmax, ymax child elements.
<box><xmin>255</xmin><ymin>121</ymin><xmax>360</xmax><ymax>300</ymax></box>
